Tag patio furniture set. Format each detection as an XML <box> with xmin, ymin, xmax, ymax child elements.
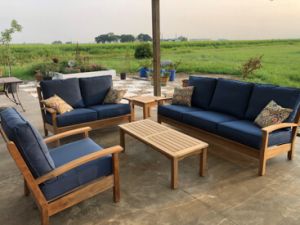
<box><xmin>0</xmin><ymin>75</ymin><xmax>299</xmax><ymax>225</ymax></box>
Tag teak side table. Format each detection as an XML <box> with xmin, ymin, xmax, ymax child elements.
<box><xmin>119</xmin><ymin>119</ymin><xmax>209</xmax><ymax>189</ymax></box>
<box><xmin>124</xmin><ymin>96</ymin><xmax>171</xmax><ymax>120</ymax></box>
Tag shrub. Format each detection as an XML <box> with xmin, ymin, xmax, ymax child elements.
<box><xmin>134</xmin><ymin>43</ymin><xmax>153</xmax><ymax>59</ymax></box>
<box><xmin>241</xmin><ymin>55</ymin><xmax>263</xmax><ymax>79</ymax></box>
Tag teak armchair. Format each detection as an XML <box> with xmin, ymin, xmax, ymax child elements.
<box><xmin>0</xmin><ymin>108</ymin><xmax>123</xmax><ymax>225</ymax></box>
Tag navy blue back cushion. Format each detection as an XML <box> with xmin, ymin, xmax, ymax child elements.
<box><xmin>245</xmin><ymin>84</ymin><xmax>300</xmax><ymax>122</ymax></box>
<box><xmin>209</xmin><ymin>79</ymin><xmax>254</xmax><ymax>118</ymax></box>
<box><xmin>79</xmin><ymin>76</ymin><xmax>112</xmax><ymax>106</ymax></box>
<box><xmin>188</xmin><ymin>76</ymin><xmax>217</xmax><ymax>109</ymax></box>
<box><xmin>40</xmin><ymin>78</ymin><xmax>84</xmax><ymax>108</ymax></box>
<box><xmin>0</xmin><ymin>108</ymin><xmax>55</xmax><ymax>177</ymax></box>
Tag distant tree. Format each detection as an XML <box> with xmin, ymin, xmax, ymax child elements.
<box><xmin>65</xmin><ymin>41</ymin><xmax>72</xmax><ymax>44</ymax></box>
<box><xmin>52</xmin><ymin>40</ymin><xmax>63</xmax><ymax>44</ymax></box>
<box><xmin>95</xmin><ymin>33</ymin><xmax>120</xmax><ymax>43</ymax></box>
<box><xmin>137</xmin><ymin>33</ymin><xmax>152</xmax><ymax>42</ymax></box>
<box><xmin>178</xmin><ymin>36</ymin><xmax>188</xmax><ymax>42</ymax></box>
<box><xmin>0</xmin><ymin>19</ymin><xmax>22</xmax><ymax>76</ymax></box>
<box><xmin>120</xmin><ymin>34</ymin><xmax>135</xmax><ymax>43</ymax></box>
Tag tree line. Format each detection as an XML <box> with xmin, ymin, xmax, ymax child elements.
<box><xmin>95</xmin><ymin>33</ymin><xmax>152</xmax><ymax>44</ymax></box>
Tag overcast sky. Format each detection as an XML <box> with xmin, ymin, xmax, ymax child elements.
<box><xmin>1</xmin><ymin>0</ymin><xmax>300</xmax><ymax>43</ymax></box>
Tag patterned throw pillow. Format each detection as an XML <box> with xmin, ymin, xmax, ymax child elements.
<box><xmin>103</xmin><ymin>88</ymin><xmax>126</xmax><ymax>104</ymax></box>
<box><xmin>254</xmin><ymin>100</ymin><xmax>293</xmax><ymax>128</ymax></box>
<box><xmin>42</xmin><ymin>95</ymin><xmax>73</xmax><ymax>114</ymax></box>
<box><xmin>172</xmin><ymin>86</ymin><xmax>194</xmax><ymax>107</ymax></box>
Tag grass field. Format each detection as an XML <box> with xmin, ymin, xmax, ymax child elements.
<box><xmin>1</xmin><ymin>39</ymin><xmax>300</xmax><ymax>87</ymax></box>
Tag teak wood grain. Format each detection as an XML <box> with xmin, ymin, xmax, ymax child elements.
<box><xmin>119</xmin><ymin>119</ymin><xmax>208</xmax><ymax>189</ymax></box>
<box><xmin>0</xmin><ymin>126</ymin><xmax>123</xmax><ymax>225</ymax></box>
<box><xmin>124</xmin><ymin>96</ymin><xmax>172</xmax><ymax>120</ymax></box>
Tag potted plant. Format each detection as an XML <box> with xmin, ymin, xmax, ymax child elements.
<box><xmin>138</xmin><ymin>59</ymin><xmax>152</xmax><ymax>78</ymax></box>
<box><xmin>34</xmin><ymin>59</ymin><xmax>59</xmax><ymax>81</ymax></box>
<box><xmin>167</xmin><ymin>60</ymin><xmax>181</xmax><ymax>81</ymax></box>
<box><xmin>150</xmin><ymin>69</ymin><xmax>169</xmax><ymax>86</ymax></box>
<box><xmin>161</xmin><ymin>70</ymin><xmax>169</xmax><ymax>86</ymax></box>
<box><xmin>120</xmin><ymin>51</ymin><xmax>131</xmax><ymax>80</ymax></box>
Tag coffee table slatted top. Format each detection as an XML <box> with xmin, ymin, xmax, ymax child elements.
<box><xmin>119</xmin><ymin>119</ymin><xmax>208</xmax><ymax>158</ymax></box>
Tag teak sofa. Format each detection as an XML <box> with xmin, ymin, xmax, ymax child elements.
<box><xmin>158</xmin><ymin>76</ymin><xmax>300</xmax><ymax>175</ymax></box>
<box><xmin>0</xmin><ymin>107</ymin><xmax>123</xmax><ymax>225</ymax></box>
<box><xmin>37</xmin><ymin>75</ymin><xmax>132</xmax><ymax>135</ymax></box>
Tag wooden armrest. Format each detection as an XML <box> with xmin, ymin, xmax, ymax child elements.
<box><xmin>36</xmin><ymin>145</ymin><xmax>123</xmax><ymax>184</ymax></box>
<box><xmin>262</xmin><ymin>123</ymin><xmax>298</xmax><ymax>134</ymax></box>
<box><xmin>44</xmin><ymin>107</ymin><xmax>57</xmax><ymax>114</ymax></box>
<box><xmin>44</xmin><ymin>127</ymin><xmax>92</xmax><ymax>144</ymax></box>
<box><xmin>156</xmin><ymin>97</ymin><xmax>172</xmax><ymax>105</ymax></box>
<box><xmin>40</xmin><ymin>101</ymin><xmax>56</xmax><ymax>115</ymax></box>
<box><xmin>156</xmin><ymin>97</ymin><xmax>172</xmax><ymax>102</ymax></box>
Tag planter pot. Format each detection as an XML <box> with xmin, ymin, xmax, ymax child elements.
<box><xmin>169</xmin><ymin>70</ymin><xmax>176</xmax><ymax>81</ymax></box>
<box><xmin>161</xmin><ymin>76</ymin><xmax>168</xmax><ymax>86</ymax></box>
<box><xmin>151</xmin><ymin>76</ymin><xmax>168</xmax><ymax>86</ymax></box>
<box><xmin>139</xmin><ymin>68</ymin><xmax>149</xmax><ymax>78</ymax></box>
<box><xmin>35</xmin><ymin>73</ymin><xmax>52</xmax><ymax>81</ymax></box>
<box><xmin>182</xmin><ymin>79</ymin><xmax>189</xmax><ymax>87</ymax></box>
<box><xmin>120</xmin><ymin>72</ymin><xmax>126</xmax><ymax>80</ymax></box>
<box><xmin>52</xmin><ymin>70</ymin><xmax>116</xmax><ymax>80</ymax></box>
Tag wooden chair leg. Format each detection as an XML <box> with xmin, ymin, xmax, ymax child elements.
<box><xmin>288</xmin><ymin>127</ymin><xmax>298</xmax><ymax>160</ymax></box>
<box><xmin>288</xmin><ymin>149</ymin><xmax>294</xmax><ymax>160</ymax></box>
<box><xmin>24</xmin><ymin>179</ymin><xmax>30</xmax><ymax>196</ymax></box>
<box><xmin>44</xmin><ymin>126</ymin><xmax>48</xmax><ymax>137</ymax></box>
<box><xmin>258</xmin><ymin>158</ymin><xmax>267</xmax><ymax>176</ymax></box>
<box><xmin>157</xmin><ymin>116</ymin><xmax>161</xmax><ymax>124</ymax></box>
<box><xmin>113</xmin><ymin>153</ymin><xmax>120</xmax><ymax>203</ymax></box>
<box><xmin>40</xmin><ymin>208</ymin><xmax>49</xmax><ymax>225</ymax></box>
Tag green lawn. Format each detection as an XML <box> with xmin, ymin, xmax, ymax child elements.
<box><xmin>1</xmin><ymin>39</ymin><xmax>300</xmax><ymax>87</ymax></box>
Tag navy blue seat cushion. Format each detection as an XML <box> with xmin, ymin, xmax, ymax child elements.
<box><xmin>158</xmin><ymin>104</ymin><xmax>202</xmax><ymax>121</ymax></box>
<box><xmin>40</xmin><ymin>78</ymin><xmax>84</xmax><ymax>108</ymax></box>
<box><xmin>40</xmin><ymin>138</ymin><xmax>112</xmax><ymax>200</ymax></box>
<box><xmin>209</xmin><ymin>79</ymin><xmax>253</xmax><ymax>118</ymax></box>
<box><xmin>188</xmin><ymin>76</ymin><xmax>217</xmax><ymax>109</ymax></box>
<box><xmin>89</xmin><ymin>104</ymin><xmax>130</xmax><ymax>120</ymax></box>
<box><xmin>218</xmin><ymin>120</ymin><xmax>292</xmax><ymax>149</ymax></box>
<box><xmin>0</xmin><ymin>108</ymin><xmax>55</xmax><ymax>177</ymax></box>
<box><xmin>79</xmin><ymin>76</ymin><xmax>112</xmax><ymax>106</ymax></box>
<box><xmin>182</xmin><ymin>110</ymin><xmax>238</xmax><ymax>133</ymax></box>
<box><xmin>45</xmin><ymin>108</ymin><xmax>97</xmax><ymax>127</ymax></box>
<box><xmin>245</xmin><ymin>84</ymin><xmax>300</xmax><ymax>122</ymax></box>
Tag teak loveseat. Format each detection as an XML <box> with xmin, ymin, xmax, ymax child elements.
<box><xmin>0</xmin><ymin>107</ymin><xmax>123</xmax><ymax>225</ymax></box>
<box><xmin>37</xmin><ymin>76</ymin><xmax>132</xmax><ymax>135</ymax></box>
<box><xmin>158</xmin><ymin>76</ymin><xmax>300</xmax><ymax>175</ymax></box>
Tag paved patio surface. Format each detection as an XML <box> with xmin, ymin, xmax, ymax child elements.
<box><xmin>0</xmin><ymin>80</ymin><xmax>300</xmax><ymax>225</ymax></box>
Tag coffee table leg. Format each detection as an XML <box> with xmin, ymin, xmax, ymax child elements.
<box><xmin>200</xmin><ymin>148</ymin><xmax>207</xmax><ymax>177</ymax></box>
<box><xmin>171</xmin><ymin>158</ymin><xmax>179</xmax><ymax>189</ymax></box>
<box><xmin>147</xmin><ymin>105</ymin><xmax>151</xmax><ymax>117</ymax></box>
<box><xmin>130</xmin><ymin>103</ymin><xmax>135</xmax><ymax>122</ymax></box>
<box><xmin>120</xmin><ymin>129</ymin><xmax>125</xmax><ymax>152</ymax></box>
<box><xmin>143</xmin><ymin>105</ymin><xmax>148</xmax><ymax>119</ymax></box>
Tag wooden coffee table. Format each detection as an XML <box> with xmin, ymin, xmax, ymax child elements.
<box><xmin>124</xmin><ymin>96</ymin><xmax>171</xmax><ymax>120</ymax></box>
<box><xmin>119</xmin><ymin>119</ymin><xmax>208</xmax><ymax>189</ymax></box>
